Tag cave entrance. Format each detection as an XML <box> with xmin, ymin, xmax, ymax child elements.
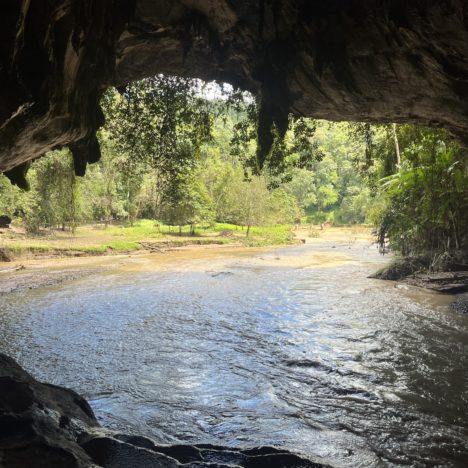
<box><xmin>1</xmin><ymin>71</ymin><xmax>468</xmax><ymax>468</ymax></box>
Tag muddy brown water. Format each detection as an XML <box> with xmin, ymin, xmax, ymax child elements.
<box><xmin>0</xmin><ymin>242</ymin><xmax>467</xmax><ymax>467</ymax></box>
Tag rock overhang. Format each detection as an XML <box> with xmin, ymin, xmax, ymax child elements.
<box><xmin>1</xmin><ymin>0</ymin><xmax>468</xmax><ymax>186</ymax></box>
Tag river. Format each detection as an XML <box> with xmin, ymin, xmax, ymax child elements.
<box><xmin>1</xmin><ymin>237</ymin><xmax>467</xmax><ymax>467</ymax></box>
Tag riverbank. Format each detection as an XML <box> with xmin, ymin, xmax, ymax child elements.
<box><xmin>0</xmin><ymin>220</ymin><xmax>299</xmax><ymax>262</ymax></box>
<box><xmin>370</xmin><ymin>253</ymin><xmax>468</xmax><ymax>313</ymax></box>
<box><xmin>0</xmin><ymin>226</ymin><xmax>372</xmax><ymax>294</ymax></box>
<box><xmin>3</xmin><ymin>224</ymin><xmax>465</xmax><ymax>314</ymax></box>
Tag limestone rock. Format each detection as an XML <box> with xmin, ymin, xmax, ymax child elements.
<box><xmin>1</xmin><ymin>1</ymin><xmax>468</xmax><ymax>182</ymax></box>
<box><xmin>0</xmin><ymin>353</ymin><xmax>97</xmax><ymax>467</ymax></box>
<box><xmin>0</xmin><ymin>353</ymin><xmax>325</xmax><ymax>467</ymax></box>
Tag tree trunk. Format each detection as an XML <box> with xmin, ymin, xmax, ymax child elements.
<box><xmin>392</xmin><ymin>123</ymin><xmax>401</xmax><ymax>167</ymax></box>
<box><xmin>246</xmin><ymin>225</ymin><xmax>251</xmax><ymax>238</ymax></box>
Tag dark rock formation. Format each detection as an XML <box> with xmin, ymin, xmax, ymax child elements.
<box><xmin>0</xmin><ymin>216</ymin><xmax>12</xmax><ymax>228</ymax></box>
<box><xmin>404</xmin><ymin>271</ymin><xmax>468</xmax><ymax>293</ymax></box>
<box><xmin>451</xmin><ymin>293</ymin><xmax>468</xmax><ymax>313</ymax></box>
<box><xmin>0</xmin><ymin>353</ymin><xmax>324</xmax><ymax>467</ymax></box>
<box><xmin>371</xmin><ymin>252</ymin><xmax>468</xmax><ymax>293</ymax></box>
<box><xmin>0</xmin><ymin>353</ymin><xmax>98</xmax><ymax>467</ymax></box>
<box><xmin>1</xmin><ymin>1</ymin><xmax>468</xmax><ymax>184</ymax></box>
<box><xmin>0</xmin><ymin>248</ymin><xmax>13</xmax><ymax>262</ymax></box>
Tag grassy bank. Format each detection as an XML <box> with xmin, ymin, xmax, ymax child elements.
<box><xmin>0</xmin><ymin>220</ymin><xmax>297</xmax><ymax>261</ymax></box>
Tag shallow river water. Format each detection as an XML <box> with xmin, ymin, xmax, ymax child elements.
<box><xmin>1</xmin><ymin>240</ymin><xmax>468</xmax><ymax>467</ymax></box>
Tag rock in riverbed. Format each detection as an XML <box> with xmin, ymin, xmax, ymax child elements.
<box><xmin>0</xmin><ymin>353</ymin><xmax>325</xmax><ymax>467</ymax></box>
<box><xmin>0</xmin><ymin>216</ymin><xmax>11</xmax><ymax>228</ymax></box>
<box><xmin>451</xmin><ymin>294</ymin><xmax>468</xmax><ymax>314</ymax></box>
<box><xmin>0</xmin><ymin>248</ymin><xmax>12</xmax><ymax>262</ymax></box>
<box><xmin>403</xmin><ymin>271</ymin><xmax>468</xmax><ymax>294</ymax></box>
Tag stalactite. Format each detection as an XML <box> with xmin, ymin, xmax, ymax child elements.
<box><xmin>1</xmin><ymin>0</ymin><xmax>468</xmax><ymax>177</ymax></box>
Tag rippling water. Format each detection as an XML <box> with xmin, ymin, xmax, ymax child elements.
<box><xmin>1</xmin><ymin>242</ymin><xmax>467</xmax><ymax>467</ymax></box>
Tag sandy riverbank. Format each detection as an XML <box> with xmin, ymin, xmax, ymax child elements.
<box><xmin>0</xmin><ymin>226</ymin><xmax>374</xmax><ymax>294</ymax></box>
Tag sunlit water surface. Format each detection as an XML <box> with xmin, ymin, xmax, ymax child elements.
<box><xmin>1</xmin><ymin>242</ymin><xmax>467</xmax><ymax>467</ymax></box>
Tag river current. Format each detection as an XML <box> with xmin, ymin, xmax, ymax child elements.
<box><xmin>1</xmin><ymin>240</ymin><xmax>467</xmax><ymax>467</ymax></box>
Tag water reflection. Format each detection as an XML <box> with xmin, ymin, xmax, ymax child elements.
<box><xmin>0</xmin><ymin>242</ymin><xmax>467</xmax><ymax>467</ymax></box>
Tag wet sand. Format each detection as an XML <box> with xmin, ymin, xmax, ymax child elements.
<box><xmin>0</xmin><ymin>227</ymin><xmax>370</xmax><ymax>294</ymax></box>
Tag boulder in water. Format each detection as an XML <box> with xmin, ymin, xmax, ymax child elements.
<box><xmin>451</xmin><ymin>294</ymin><xmax>468</xmax><ymax>314</ymax></box>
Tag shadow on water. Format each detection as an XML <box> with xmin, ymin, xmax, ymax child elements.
<box><xmin>1</xmin><ymin>241</ymin><xmax>467</xmax><ymax>467</ymax></box>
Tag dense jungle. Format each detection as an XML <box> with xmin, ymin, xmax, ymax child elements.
<box><xmin>1</xmin><ymin>77</ymin><xmax>466</xmax><ymax>265</ymax></box>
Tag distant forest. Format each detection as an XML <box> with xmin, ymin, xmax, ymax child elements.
<box><xmin>1</xmin><ymin>77</ymin><xmax>467</xmax><ymax>257</ymax></box>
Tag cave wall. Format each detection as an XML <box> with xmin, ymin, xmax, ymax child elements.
<box><xmin>1</xmin><ymin>0</ymin><xmax>468</xmax><ymax>184</ymax></box>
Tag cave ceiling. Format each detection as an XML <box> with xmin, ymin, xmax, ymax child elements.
<box><xmin>1</xmin><ymin>0</ymin><xmax>468</xmax><ymax>185</ymax></box>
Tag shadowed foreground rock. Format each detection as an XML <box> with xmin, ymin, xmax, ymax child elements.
<box><xmin>0</xmin><ymin>353</ymin><xmax>324</xmax><ymax>467</ymax></box>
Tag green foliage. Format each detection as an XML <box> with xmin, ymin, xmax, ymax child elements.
<box><xmin>226</xmin><ymin>175</ymin><xmax>271</xmax><ymax>237</ymax></box>
<box><xmin>334</xmin><ymin>186</ymin><xmax>371</xmax><ymax>225</ymax></box>
<box><xmin>0</xmin><ymin>174</ymin><xmax>27</xmax><ymax>218</ymax></box>
<box><xmin>268</xmin><ymin>188</ymin><xmax>302</xmax><ymax>224</ymax></box>
<box><xmin>101</xmin><ymin>76</ymin><xmax>217</xmax><ymax>216</ymax></box>
<box><xmin>378</xmin><ymin>138</ymin><xmax>468</xmax><ymax>255</ymax></box>
<box><xmin>349</xmin><ymin>123</ymin><xmax>468</xmax><ymax>258</ymax></box>
<box><xmin>102</xmin><ymin>76</ymin><xmax>212</xmax><ymax>171</ymax></box>
<box><xmin>283</xmin><ymin>121</ymin><xmax>369</xmax><ymax>223</ymax></box>
<box><xmin>159</xmin><ymin>166</ymin><xmax>215</xmax><ymax>234</ymax></box>
<box><xmin>1</xmin><ymin>78</ymin><xmax>375</xmax><ymax>242</ymax></box>
<box><xmin>283</xmin><ymin>169</ymin><xmax>317</xmax><ymax>210</ymax></box>
<box><xmin>14</xmin><ymin>150</ymin><xmax>81</xmax><ymax>233</ymax></box>
<box><xmin>80</xmin><ymin>135</ymin><xmax>127</xmax><ymax>225</ymax></box>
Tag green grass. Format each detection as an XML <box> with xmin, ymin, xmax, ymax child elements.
<box><xmin>4</xmin><ymin>240</ymin><xmax>143</xmax><ymax>257</ymax></box>
<box><xmin>103</xmin><ymin>219</ymin><xmax>233</xmax><ymax>238</ymax></box>
<box><xmin>7</xmin><ymin>245</ymin><xmax>53</xmax><ymax>255</ymax></box>
<box><xmin>2</xmin><ymin>220</ymin><xmax>297</xmax><ymax>260</ymax></box>
<box><xmin>240</xmin><ymin>224</ymin><xmax>295</xmax><ymax>246</ymax></box>
<box><xmin>104</xmin><ymin>219</ymin><xmax>164</xmax><ymax>239</ymax></box>
<box><xmin>103</xmin><ymin>220</ymin><xmax>295</xmax><ymax>245</ymax></box>
<box><xmin>97</xmin><ymin>219</ymin><xmax>294</xmax><ymax>243</ymax></box>
<box><xmin>103</xmin><ymin>240</ymin><xmax>142</xmax><ymax>251</ymax></box>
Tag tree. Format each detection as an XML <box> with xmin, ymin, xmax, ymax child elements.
<box><xmin>225</xmin><ymin>175</ymin><xmax>270</xmax><ymax>237</ymax></box>
<box><xmin>268</xmin><ymin>188</ymin><xmax>302</xmax><ymax>224</ymax></box>
<box><xmin>160</xmin><ymin>167</ymin><xmax>214</xmax><ymax>235</ymax></box>
<box><xmin>28</xmin><ymin>150</ymin><xmax>81</xmax><ymax>233</ymax></box>
<box><xmin>334</xmin><ymin>186</ymin><xmax>371</xmax><ymax>224</ymax></box>
<box><xmin>349</xmin><ymin>122</ymin><xmax>468</xmax><ymax>258</ymax></box>
<box><xmin>0</xmin><ymin>175</ymin><xmax>25</xmax><ymax>219</ymax></box>
<box><xmin>81</xmin><ymin>134</ymin><xmax>127</xmax><ymax>226</ymax></box>
<box><xmin>102</xmin><ymin>76</ymin><xmax>214</xmax><ymax>188</ymax></box>
<box><xmin>284</xmin><ymin>168</ymin><xmax>317</xmax><ymax>211</ymax></box>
